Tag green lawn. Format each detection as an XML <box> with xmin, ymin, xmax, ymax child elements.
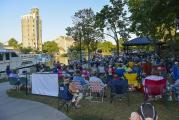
<box><xmin>7</xmin><ymin>89</ymin><xmax>179</xmax><ymax>120</ymax></box>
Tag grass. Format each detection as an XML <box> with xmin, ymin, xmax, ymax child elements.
<box><xmin>0</xmin><ymin>78</ymin><xmax>8</xmax><ymax>83</ymax></box>
<box><xmin>7</xmin><ymin>89</ymin><xmax>179</xmax><ymax>120</ymax></box>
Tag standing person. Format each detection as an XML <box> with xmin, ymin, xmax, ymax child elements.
<box><xmin>6</xmin><ymin>65</ymin><xmax>12</xmax><ymax>76</ymax></box>
<box><xmin>172</xmin><ymin>62</ymin><xmax>179</xmax><ymax>81</ymax></box>
<box><xmin>142</xmin><ymin>60</ymin><xmax>152</xmax><ymax>75</ymax></box>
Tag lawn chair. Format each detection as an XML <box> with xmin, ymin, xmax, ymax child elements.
<box><xmin>58</xmin><ymin>83</ymin><xmax>73</xmax><ymax>112</ymax></box>
<box><xmin>124</xmin><ymin>73</ymin><xmax>138</xmax><ymax>87</ymax></box>
<box><xmin>8</xmin><ymin>77</ymin><xmax>21</xmax><ymax>91</ymax></box>
<box><xmin>89</xmin><ymin>81</ymin><xmax>105</xmax><ymax>102</ymax></box>
<box><xmin>109</xmin><ymin>80</ymin><xmax>129</xmax><ymax>106</ymax></box>
<box><xmin>144</xmin><ymin>79</ymin><xmax>167</xmax><ymax>101</ymax></box>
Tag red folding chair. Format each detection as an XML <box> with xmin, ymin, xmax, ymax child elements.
<box><xmin>144</xmin><ymin>79</ymin><xmax>167</xmax><ymax>101</ymax></box>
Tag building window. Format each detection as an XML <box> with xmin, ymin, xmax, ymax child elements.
<box><xmin>5</xmin><ymin>53</ymin><xmax>10</xmax><ymax>60</ymax></box>
<box><xmin>0</xmin><ymin>53</ymin><xmax>3</xmax><ymax>61</ymax></box>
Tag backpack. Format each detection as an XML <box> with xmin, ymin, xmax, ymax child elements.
<box><xmin>137</xmin><ymin>103</ymin><xmax>157</xmax><ymax>120</ymax></box>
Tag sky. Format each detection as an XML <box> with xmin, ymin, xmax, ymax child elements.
<box><xmin>0</xmin><ymin>0</ymin><xmax>110</xmax><ymax>44</ymax></box>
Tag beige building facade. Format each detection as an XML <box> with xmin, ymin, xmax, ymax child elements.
<box><xmin>21</xmin><ymin>8</ymin><xmax>42</xmax><ymax>51</ymax></box>
<box><xmin>54</xmin><ymin>36</ymin><xmax>75</xmax><ymax>54</ymax></box>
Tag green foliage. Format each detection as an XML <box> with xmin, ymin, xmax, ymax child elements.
<box><xmin>128</xmin><ymin>0</ymin><xmax>179</xmax><ymax>56</ymax></box>
<box><xmin>128</xmin><ymin>0</ymin><xmax>179</xmax><ymax>42</ymax></box>
<box><xmin>67</xmin><ymin>45</ymin><xmax>81</xmax><ymax>61</ymax></box>
<box><xmin>8</xmin><ymin>38</ymin><xmax>18</xmax><ymax>49</ymax></box>
<box><xmin>42</xmin><ymin>41</ymin><xmax>59</xmax><ymax>54</ymax></box>
<box><xmin>66</xmin><ymin>8</ymin><xmax>103</xmax><ymax>59</ymax></box>
<box><xmin>95</xmin><ymin>0</ymin><xmax>129</xmax><ymax>56</ymax></box>
<box><xmin>0</xmin><ymin>42</ymin><xmax>3</xmax><ymax>46</ymax></box>
<box><xmin>97</xmin><ymin>41</ymin><xmax>115</xmax><ymax>53</ymax></box>
<box><xmin>20</xmin><ymin>47</ymin><xmax>33</xmax><ymax>54</ymax></box>
<box><xmin>61</xmin><ymin>53</ymin><xmax>68</xmax><ymax>57</ymax></box>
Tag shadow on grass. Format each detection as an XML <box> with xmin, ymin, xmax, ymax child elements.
<box><xmin>7</xmin><ymin>89</ymin><xmax>179</xmax><ymax>120</ymax></box>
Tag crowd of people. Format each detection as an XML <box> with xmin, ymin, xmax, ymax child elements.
<box><xmin>51</xmin><ymin>53</ymin><xmax>179</xmax><ymax>118</ymax></box>
<box><xmin>6</xmin><ymin>52</ymin><xmax>179</xmax><ymax>120</ymax></box>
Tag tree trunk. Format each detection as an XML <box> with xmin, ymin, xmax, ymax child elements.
<box><xmin>87</xmin><ymin>46</ymin><xmax>90</xmax><ymax>61</ymax></box>
<box><xmin>116</xmin><ymin>39</ymin><xmax>120</xmax><ymax>57</ymax></box>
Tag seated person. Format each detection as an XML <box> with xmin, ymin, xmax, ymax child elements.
<box><xmin>171</xmin><ymin>80</ymin><xmax>179</xmax><ymax>99</ymax></box>
<box><xmin>89</xmin><ymin>72</ymin><xmax>106</xmax><ymax>87</ymax></box>
<box><xmin>132</xmin><ymin>63</ymin><xmax>142</xmax><ymax>76</ymax></box>
<box><xmin>108</xmin><ymin>75</ymin><xmax>128</xmax><ymax>94</ymax></box>
<box><xmin>123</xmin><ymin>64</ymin><xmax>132</xmax><ymax>73</ymax></box>
<box><xmin>130</xmin><ymin>102</ymin><xmax>158</xmax><ymax>120</ymax></box>
<box><xmin>98</xmin><ymin>64</ymin><xmax>106</xmax><ymax>75</ymax></box>
<box><xmin>113</xmin><ymin>73</ymin><xmax>125</xmax><ymax>81</ymax></box>
<box><xmin>69</xmin><ymin>80</ymin><xmax>83</xmax><ymax>108</ymax></box>
<box><xmin>73</xmin><ymin>70</ymin><xmax>87</xmax><ymax>86</ymax></box>
<box><xmin>9</xmin><ymin>69</ymin><xmax>20</xmax><ymax>85</ymax></box>
<box><xmin>171</xmin><ymin>62</ymin><xmax>179</xmax><ymax>81</ymax></box>
<box><xmin>82</xmin><ymin>68</ymin><xmax>90</xmax><ymax>80</ymax></box>
<box><xmin>115</xmin><ymin>64</ymin><xmax>125</xmax><ymax>77</ymax></box>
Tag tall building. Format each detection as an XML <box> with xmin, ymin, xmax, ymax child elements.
<box><xmin>21</xmin><ymin>8</ymin><xmax>42</xmax><ymax>51</ymax></box>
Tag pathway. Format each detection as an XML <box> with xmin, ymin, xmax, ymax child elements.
<box><xmin>0</xmin><ymin>82</ymin><xmax>72</xmax><ymax>120</ymax></box>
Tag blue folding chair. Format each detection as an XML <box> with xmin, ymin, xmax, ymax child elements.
<box><xmin>109</xmin><ymin>79</ymin><xmax>130</xmax><ymax>106</ymax></box>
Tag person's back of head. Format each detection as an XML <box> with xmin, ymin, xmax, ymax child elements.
<box><xmin>137</xmin><ymin>103</ymin><xmax>158</xmax><ymax>120</ymax></box>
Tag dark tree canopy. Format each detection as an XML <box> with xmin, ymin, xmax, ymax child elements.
<box><xmin>8</xmin><ymin>38</ymin><xmax>18</xmax><ymax>49</ymax></box>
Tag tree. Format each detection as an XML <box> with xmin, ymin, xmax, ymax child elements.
<box><xmin>66</xmin><ymin>8</ymin><xmax>103</xmax><ymax>60</ymax></box>
<box><xmin>97</xmin><ymin>41</ymin><xmax>115</xmax><ymax>53</ymax></box>
<box><xmin>0</xmin><ymin>41</ymin><xmax>3</xmax><ymax>46</ymax></box>
<box><xmin>128</xmin><ymin>0</ymin><xmax>179</xmax><ymax>56</ymax></box>
<box><xmin>20</xmin><ymin>47</ymin><xmax>33</xmax><ymax>54</ymax></box>
<box><xmin>8</xmin><ymin>38</ymin><xmax>18</xmax><ymax>49</ymax></box>
<box><xmin>67</xmin><ymin>43</ymin><xmax>81</xmax><ymax>61</ymax></box>
<box><xmin>42</xmin><ymin>41</ymin><xmax>59</xmax><ymax>54</ymax></box>
<box><xmin>96</xmin><ymin>0</ymin><xmax>129</xmax><ymax>56</ymax></box>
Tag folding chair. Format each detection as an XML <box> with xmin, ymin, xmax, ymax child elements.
<box><xmin>8</xmin><ymin>77</ymin><xmax>21</xmax><ymax>91</ymax></box>
<box><xmin>109</xmin><ymin>80</ymin><xmax>130</xmax><ymax>106</ymax></box>
<box><xmin>89</xmin><ymin>81</ymin><xmax>104</xmax><ymax>102</ymax></box>
<box><xmin>58</xmin><ymin>84</ymin><xmax>73</xmax><ymax>112</ymax></box>
<box><xmin>144</xmin><ymin>79</ymin><xmax>167</xmax><ymax>101</ymax></box>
